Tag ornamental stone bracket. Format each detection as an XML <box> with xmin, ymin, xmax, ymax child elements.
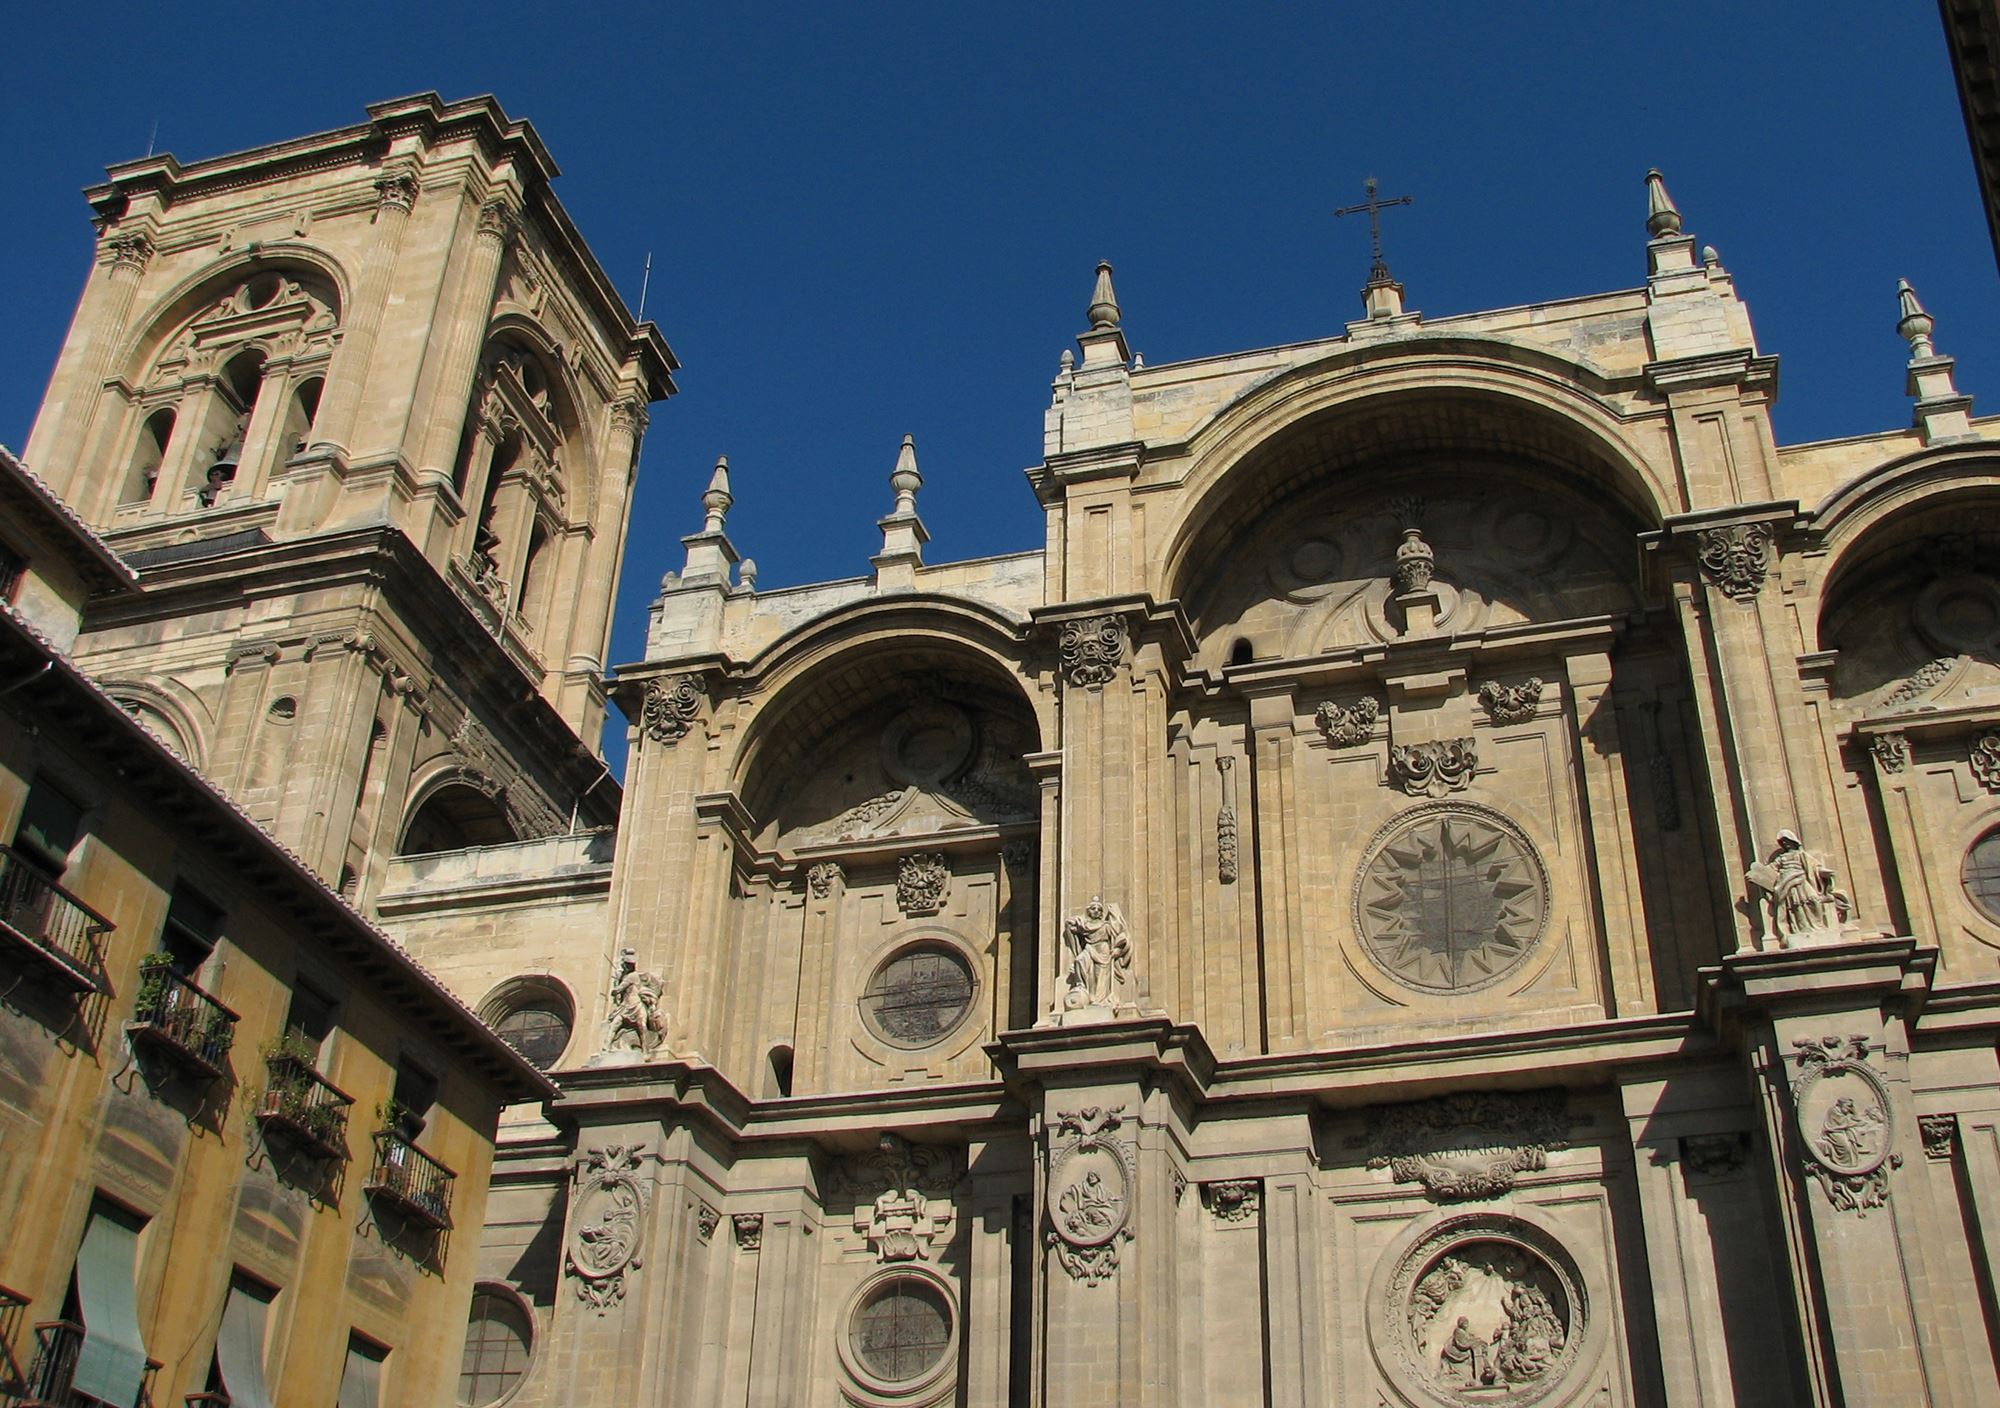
<box><xmin>1790</xmin><ymin>1034</ymin><xmax>1902</xmax><ymax>1216</ymax></box>
<box><xmin>1058</xmin><ymin>614</ymin><xmax>1128</xmax><ymax>688</ymax></box>
<box><xmin>1919</xmin><ymin>1113</ymin><xmax>1958</xmax><ymax>1161</ymax></box>
<box><xmin>732</xmin><ymin>1213</ymin><xmax>764</xmax><ymax>1251</ymax></box>
<box><xmin>896</xmin><ymin>852</ymin><xmax>950</xmax><ymax>915</ymax></box>
<box><xmin>564</xmin><ymin>1144</ymin><xmax>658</xmax><ymax>1313</ymax></box>
<box><xmin>1046</xmin><ymin>1105</ymin><xmax>1136</xmax><ymax>1285</ymax></box>
<box><xmin>641</xmin><ymin>672</ymin><xmax>707</xmax><ymax>745</ymax></box>
<box><xmin>1650</xmin><ymin>504</ymin><xmax>1799</xmax><ymax>605</ymax></box>
<box><xmin>1354</xmin><ymin>1091</ymin><xmax>1575</xmax><ymax>1201</ymax></box>
<box><xmin>1972</xmin><ymin>730</ymin><xmax>2000</xmax><ymax>792</ymax></box>
<box><xmin>1201</xmin><ymin>1178</ymin><xmax>1260</xmax><ymax>1224</ymax></box>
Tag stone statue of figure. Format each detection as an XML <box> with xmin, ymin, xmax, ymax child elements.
<box><xmin>1439</xmin><ymin>1315</ymin><xmax>1493</xmax><ymax>1386</ymax></box>
<box><xmin>1746</xmin><ymin>829</ymin><xmax>1851</xmax><ymax>945</ymax></box>
<box><xmin>605</xmin><ymin>947</ymin><xmax>667</xmax><ymax>1058</ymax></box>
<box><xmin>1062</xmin><ymin>897</ymin><xmax>1131</xmax><ymax>1011</ymax></box>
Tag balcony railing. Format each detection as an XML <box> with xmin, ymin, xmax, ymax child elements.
<box><xmin>0</xmin><ymin>847</ymin><xmax>110</xmax><ymax>994</ymax></box>
<box><xmin>17</xmin><ymin>1319</ymin><xmax>158</xmax><ymax>1407</ymax></box>
<box><xmin>256</xmin><ymin>1051</ymin><xmax>353</xmax><ymax>1160</ymax></box>
<box><xmin>364</xmin><ymin>1130</ymin><xmax>455</xmax><ymax>1230</ymax></box>
<box><xmin>128</xmin><ymin>962</ymin><xmax>236</xmax><ymax>1079</ymax></box>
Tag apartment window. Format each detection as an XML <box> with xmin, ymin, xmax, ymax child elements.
<box><xmin>390</xmin><ymin>1059</ymin><xmax>439</xmax><ymax>1139</ymax></box>
<box><xmin>337</xmin><ymin>1335</ymin><xmax>387</xmax><ymax>1408</ymax></box>
<box><xmin>159</xmin><ymin>882</ymin><xmax>223</xmax><ymax>976</ymax></box>
<box><xmin>285</xmin><ymin>980</ymin><xmax>338</xmax><ymax>1060</ymax></box>
<box><xmin>69</xmin><ymin>1200</ymin><xmax>151</xmax><ymax>1407</ymax></box>
<box><xmin>0</xmin><ymin>541</ymin><xmax>24</xmax><ymax>601</ymax></box>
<box><xmin>210</xmin><ymin>1273</ymin><xmax>278</xmax><ymax>1408</ymax></box>
<box><xmin>11</xmin><ymin>779</ymin><xmax>85</xmax><ymax>879</ymax></box>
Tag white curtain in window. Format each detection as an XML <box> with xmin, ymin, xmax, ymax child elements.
<box><xmin>337</xmin><ymin>1338</ymin><xmax>384</xmax><ymax>1408</ymax></box>
<box><xmin>214</xmin><ymin>1277</ymin><xmax>278</xmax><ymax>1408</ymax></box>
<box><xmin>73</xmin><ymin>1206</ymin><xmax>149</xmax><ymax>1406</ymax></box>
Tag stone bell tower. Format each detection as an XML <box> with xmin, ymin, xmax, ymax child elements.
<box><xmin>20</xmin><ymin>93</ymin><xmax>676</xmax><ymax>898</ymax></box>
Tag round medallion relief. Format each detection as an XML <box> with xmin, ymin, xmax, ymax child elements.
<box><xmin>1354</xmin><ymin>806</ymin><xmax>1549</xmax><ymax>995</ymax></box>
<box><xmin>1373</xmin><ymin>1214</ymin><xmax>1595</xmax><ymax>1408</ymax></box>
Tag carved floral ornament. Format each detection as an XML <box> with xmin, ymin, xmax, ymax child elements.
<box><xmin>1693</xmin><ymin>521</ymin><xmax>1773</xmax><ymax>601</ymax></box>
<box><xmin>1791</xmin><ymin>1035</ymin><xmax>1901</xmax><ymax>1216</ymax></box>
<box><xmin>831</xmin><ymin>1134</ymin><xmax>964</xmax><ymax>1265</ymax></box>
<box><xmin>1317</xmin><ymin>695</ymin><xmax>1381</xmax><ymax>747</ymax></box>
<box><xmin>1387</xmin><ymin>738</ymin><xmax>1478</xmax><ymax>798</ymax></box>
<box><xmin>807</xmin><ymin>861</ymin><xmax>845</xmax><ymax>899</ymax></box>
<box><xmin>1202</xmin><ymin>1178</ymin><xmax>1259</xmax><ymax>1223</ymax></box>
<box><xmin>1870</xmin><ymin>731</ymin><xmax>1910</xmax><ymax>775</ymax></box>
<box><xmin>1357</xmin><ymin>1090</ymin><xmax>1573</xmax><ymax>1201</ymax></box>
<box><xmin>732</xmin><ymin>1213</ymin><xmax>764</xmax><ymax>1250</ymax></box>
<box><xmin>1477</xmin><ymin>678</ymin><xmax>1543</xmax><ymax>725</ymax></box>
<box><xmin>1373</xmin><ymin>1213</ymin><xmax>1595</xmax><ymax>1408</ymax></box>
<box><xmin>1045</xmin><ymin>1105</ymin><xmax>1136</xmax><ymax>1285</ymax></box>
<box><xmin>1058</xmin><ymin>614</ymin><xmax>1127</xmax><ymax>688</ymax></box>
<box><xmin>565</xmin><ymin>1144</ymin><xmax>655</xmax><ymax>1312</ymax></box>
<box><xmin>641</xmin><ymin>673</ymin><xmax>706</xmax><ymax>745</ymax></box>
<box><xmin>896</xmin><ymin>852</ymin><xmax>950</xmax><ymax>916</ymax></box>
<box><xmin>1973</xmin><ymin>731</ymin><xmax>2000</xmax><ymax>793</ymax></box>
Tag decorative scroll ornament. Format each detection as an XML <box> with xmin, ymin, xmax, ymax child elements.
<box><xmin>1869</xmin><ymin>732</ymin><xmax>1910</xmax><ymax>775</ymax></box>
<box><xmin>1972</xmin><ymin>731</ymin><xmax>2000</xmax><ymax>792</ymax></box>
<box><xmin>1387</xmin><ymin>738</ymin><xmax>1478</xmax><ymax>797</ymax></box>
<box><xmin>1059</xmin><ymin>615</ymin><xmax>1127</xmax><ymax>688</ymax></box>
<box><xmin>1920</xmin><ymin>1113</ymin><xmax>1958</xmax><ymax>1161</ymax></box>
<box><xmin>1046</xmin><ymin>1106</ymin><xmax>1136</xmax><ymax>1285</ymax></box>
<box><xmin>1316</xmin><ymin>695</ymin><xmax>1380</xmax><ymax>747</ymax></box>
<box><xmin>807</xmin><ymin>861</ymin><xmax>844</xmax><ymax>899</ymax></box>
<box><xmin>565</xmin><ymin>1145</ymin><xmax>653</xmax><ymax>1312</ymax></box>
<box><xmin>641</xmin><ymin>674</ymin><xmax>705</xmax><ymax>745</ymax></box>
<box><xmin>373</xmin><ymin>171</ymin><xmax>419</xmax><ymax>213</ymax></box>
<box><xmin>1477</xmin><ymin>678</ymin><xmax>1543</xmax><ymax>725</ymax></box>
<box><xmin>1360</xmin><ymin>1091</ymin><xmax>1572</xmax><ymax>1201</ymax></box>
<box><xmin>1202</xmin><ymin>1179</ymin><xmax>1260</xmax><ymax>1223</ymax></box>
<box><xmin>732</xmin><ymin>1213</ymin><xmax>764</xmax><ymax>1250</ymax></box>
<box><xmin>1745</xmin><ymin>830</ymin><xmax>1852</xmax><ymax>948</ymax></box>
<box><xmin>1694</xmin><ymin>523</ymin><xmax>1772</xmax><ymax>601</ymax></box>
<box><xmin>896</xmin><ymin>853</ymin><xmax>950</xmax><ymax>916</ymax></box>
<box><xmin>597</xmin><ymin>947</ymin><xmax>667</xmax><ymax>1061</ymax></box>
<box><xmin>832</xmin><ymin>1134</ymin><xmax>964</xmax><ymax>1264</ymax></box>
<box><xmin>1791</xmin><ymin>1036</ymin><xmax>1900</xmax><ymax>1215</ymax></box>
<box><xmin>1059</xmin><ymin>897</ymin><xmax>1132</xmax><ymax>1017</ymax></box>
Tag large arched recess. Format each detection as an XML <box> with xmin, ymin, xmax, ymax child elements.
<box><xmin>1155</xmin><ymin>340</ymin><xmax>1671</xmax><ymax>609</ymax></box>
<box><xmin>115</xmin><ymin>245</ymin><xmax>352</xmax><ymax>385</ymax></box>
<box><xmin>481</xmin><ymin>311</ymin><xmax>599</xmax><ymax>475</ymax></box>
<box><xmin>728</xmin><ymin>598</ymin><xmax>1043</xmax><ymax>842</ymax></box>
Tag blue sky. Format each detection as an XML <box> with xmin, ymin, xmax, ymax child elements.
<box><xmin>4</xmin><ymin>4</ymin><xmax>1995</xmax><ymax>760</ymax></box>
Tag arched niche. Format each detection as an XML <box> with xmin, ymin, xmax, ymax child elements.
<box><xmin>1169</xmin><ymin>393</ymin><xmax>1654</xmax><ymax>668</ymax></box>
<box><xmin>399</xmin><ymin>781</ymin><xmax>521</xmax><ymax>856</ymax></box>
<box><xmin>1816</xmin><ymin>481</ymin><xmax>2000</xmax><ymax>709</ymax></box>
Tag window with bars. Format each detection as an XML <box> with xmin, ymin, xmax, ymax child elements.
<box><xmin>457</xmin><ymin>1290</ymin><xmax>531</xmax><ymax>1406</ymax></box>
<box><xmin>1964</xmin><ymin>828</ymin><xmax>2000</xmax><ymax>924</ymax></box>
<box><xmin>857</xmin><ymin>944</ymin><xmax>975</xmax><ymax>1048</ymax></box>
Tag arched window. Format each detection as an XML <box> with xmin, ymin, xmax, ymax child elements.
<box><xmin>122</xmin><ymin>409</ymin><xmax>175</xmax><ymax>505</ymax></box>
<box><xmin>479</xmin><ymin>977</ymin><xmax>576</xmax><ymax>1071</ymax></box>
<box><xmin>283</xmin><ymin>377</ymin><xmax>323</xmax><ymax>460</ymax></box>
<box><xmin>198</xmin><ymin>349</ymin><xmax>266</xmax><ymax>507</ymax></box>
<box><xmin>458</xmin><ymin>1288</ymin><xmax>533</xmax><ymax>1406</ymax></box>
<box><xmin>400</xmin><ymin>783</ymin><xmax>519</xmax><ymax>855</ymax></box>
<box><xmin>516</xmin><ymin>522</ymin><xmax>551</xmax><ymax>624</ymax></box>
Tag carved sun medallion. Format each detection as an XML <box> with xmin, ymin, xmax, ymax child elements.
<box><xmin>1355</xmin><ymin>806</ymin><xmax>1549</xmax><ymax>995</ymax></box>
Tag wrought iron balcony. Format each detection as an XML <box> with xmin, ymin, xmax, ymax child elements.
<box><xmin>0</xmin><ymin>846</ymin><xmax>110</xmax><ymax>994</ymax></box>
<box><xmin>256</xmin><ymin>1051</ymin><xmax>353</xmax><ymax>1160</ymax></box>
<box><xmin>128</xmin><ymin>961</ymin><xmax>237</xmax><ymax>1080</ymax></box>
<box><xmin>364</xmin><ymin>1130</ymin><xmax>455</xmax><ymax>1230</ymax></box>
<box><xmin>16</xmin><ymin>1319</ymin><xmax>158</xmax><ymax>1407</ymax></box>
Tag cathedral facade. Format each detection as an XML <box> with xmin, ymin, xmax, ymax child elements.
<box><xmin>16</xmin><ymin>95</ymin><xmax>2000</xmax><ymax>1407</ymax></box>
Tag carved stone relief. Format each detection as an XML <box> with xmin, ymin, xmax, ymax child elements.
<box><xmin>641</xmin><ymin>673</ymin><xmax>705</xmax><ymax>745</ymax></box>
<box><xmin>1791</xmin><ymin>1035</ymin><xmax>1901</xmax><ymax>1215</ymax></box>
<box><xmin>1358</xmin><ymin>1090</ymin><xmax>1572</xmax><ymax>1201</ymax></box>
<box><xmin>1059</xmin><ymin>615</ymin><xmax>1127</xmax><ymax>688</ymax></box>
<box><xmin>1680</xmin><ymin>1132</ymin><xmax>1750</xmax><ymax>1181</ymax></box>
<box><xmin>1477</xmin><ymin>678</ymin><xmax>1543</xmax><ymax>725</ymax></box>
<box><xmin>1973</xmin><ymin>731</ymin><xmax>2000</xmax><ymax>792</ymax></box>
<box><xmin>1216</xmin><ymin>756</ymin><xmax>1239</xmax><ymax>885</ymax></box>
<box><xmin>1377</xmin><ymin>1214</ymin><xmax>1590</xmax><ymax>1407</ymax></box>
<box><xmin>1694</xmin><ymin>522</ymin><xmax>1772</xmax><ymax>601</ymax></box>
<box><xmin>1056</xmin><ymin>897</ymin><xmax>1132</xmax><ymax>1020</ymax></box>
<box><xmin>1649</xmin><ymin>753</ymin><xmax>1681</xmax><ymax>832</ymax></box>
<box><xmin>896</xmin><ymin>853</ymin><xmax>950</xmax><ymax>916</ymax></box>
<box><xmin>1202</xmin><ymin>1178</ymin><xmax>1259</xmax><ymax>1223</ymax></box>
<box><xmin>807</xmin><ymin>861</ymin><xmax>844</xmax><ymax>899</ymax></box>
<box><xmin>1389</xmin><ymin>497</ymin><xmax>1437</xmax><ymax>594</ymax></box>
<box><xmin>732</xmin><ymin>1213</ymin><xmax>764</xmax><ymax>1250</ymax></box>
<box><xmin>1354</xmin><ymin>806</ymin><xmax>1549</xmax><ymax>995</ymax></box>
<box><xmin>694</xmin><ymin>1202</ymin><xmax>720</xmax><ymax>1242</ymax></box>
<box><xmin>1870</xmin><ymin>732</ymin><xmax>1910</xmax><ymax>775</ymax></box>
<box><xmin>1316</xmin><ymin>695</ymin><xmax>1381</xmax><ymax>747</ymax></box>
<box><xmin>565</xmin><ymin>1145</ymin><xmax>654</xmax><ymax>1312</ymax></box>
<box><xmin>1387</xmin><ymin>739</ymin><xmax>1478</xmax><ymax>797</ymax></box>
<box><xmin>592</xmin><ymin>947</ymin><xmax>667</xmax><ymax>1063</ymax></box>
<box><xmin>1046</xmin><ymin>1106</ymin><xmax>1135</xmax><ymax>1285</ymax></box>
<box><xmin>1883</xmin><ymin>656</ymin><xmax>1956</xmax><ymax>709</ymax></box>
<box><xmin>1920</xmin><ymin>1113</ymin><xmax>1958</xmax><ymax>1161</ymax></box>
<box><xmin>831</xmin><ymin>1135</ymin><xmax>964</xmax><ymax>1264</ymax></box>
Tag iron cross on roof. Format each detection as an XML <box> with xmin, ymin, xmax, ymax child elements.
<box><xmin>1334</xmin><ymin>178</ymin><xmax>1413</xmax><ymax>284</ymax></box>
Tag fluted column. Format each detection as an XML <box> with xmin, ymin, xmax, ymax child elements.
<box><xmin>305</xmin><ymin>169</ymin><xmax>420</xmax><ymax>457</ymax></box>
<box><xmin>414</xmin><ymin>198</ymin><xmax>516</xmax><ymax>482</ymax></box>
<box><xmin>33</xmin><ymin>230</ymin><xmax>157</xmax><ymax>513</ymax></box>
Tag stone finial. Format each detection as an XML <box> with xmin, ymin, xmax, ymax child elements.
<box><xmin>1645</xmin><ymin>169</ymin><xmax>1683</xmax><ymax>238</ymax></box>
<box><xmin>890</xmin><ymin>434</ymin><xmax>922</xmax><ymax>515</ymax></box>
<box><xmin>738</xmin><ymin>558</ymin><xmax>758</xmax><ymax>591</ymax></box>
<box><xmin>1086</xmin><ymin>260</ymin><xmax>1122</xmax><ymax>330</ymax></box>
<box><xmin>1896</xmin><ymin>279</ymin><xmax>1936</xmax><ymax>359</ymax></box>
<box><xmin>1059</xmin><ymin>348</ymin><xmax>1075</xmax><ymax>374</ymax></box>
<box><xmin>1701</xmin><ymin>245</ymin><xmax>1720</xmax><ymax>269</ymax></box>
<box><xmin>701</xmin><ymin>456</ymin><xmax>732</xmax><ymax>532</ymax></box>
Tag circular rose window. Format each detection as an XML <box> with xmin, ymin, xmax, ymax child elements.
<box><xmin>1354</xmin><ymin>806</ymin><xmax>1549</xmax><ymax>994</ymax></box>
<box><xmin>849</xmin><ymin>1275</ymin><xmax>953</xmax><ymax>1382</ymax></box>
<box><xmin>1964</xmin><ymin>827</ymin><xmax>2000</xmax><ymax>924</ymax></box>
<box><xmin>858</xmin><ymin>944</ymin><xmax>976</xmax><ymax>1048</ymax></box>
